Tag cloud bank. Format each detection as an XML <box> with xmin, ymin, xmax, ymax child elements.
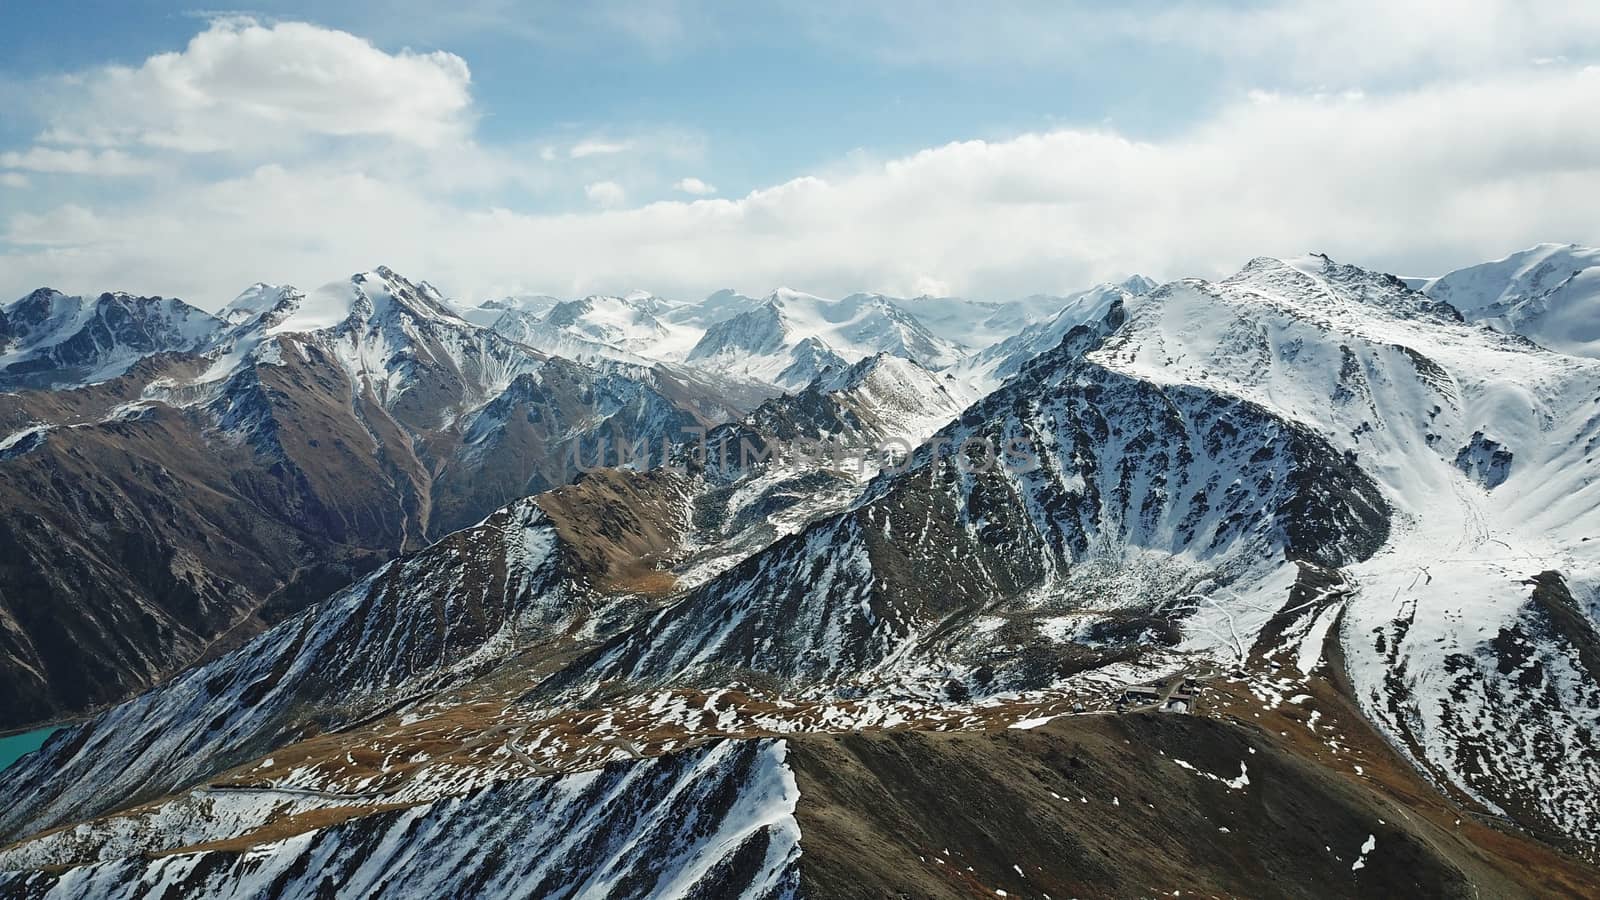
<box><xmin>2</xmin><ymin>12</ymin><xmax>1598</xmax><ymax>307</ymax></box>
<box><xmin>30</xmin><ymin>18</ymin><xmax>473</xmax><ymax>153</ymax></box>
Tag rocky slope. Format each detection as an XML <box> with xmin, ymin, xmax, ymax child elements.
<box><xmin>0</xmin><ymin>351</ymin><xmax>978</xmax><ymax>839</ymax></box>
<box><xmin>0</xmin><ymin>740</ymin><xmax>801</xmax><ymax>900</ymax></box>
<box><xmin>0</xmin><ymin>289</ymin><xmax>223</xmax><ymax>390</ymax></box>
<box><xmin>0</xmin><ymin>268</ymin><xmax>745</xmax><ymax>729</ymax></box>
<box><xmin>0</xmin><ymin>498</ymin><xmax>630</xmax><ymax>840</ymax></box>
<box><xmin>2</xmin><ymin>686</ymin><xmax>1592</xmax><ymax>898</ymax></box>
<box><xmin>2</xmin><ymin>250</ymin><xmax>1599</xmax><ymax>895</ymax></box>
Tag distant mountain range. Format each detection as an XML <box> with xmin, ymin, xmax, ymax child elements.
<box><xmin>1</xmin><ymin>245</ymin><xmax>1598</xmax><ymax>897</ymax></box>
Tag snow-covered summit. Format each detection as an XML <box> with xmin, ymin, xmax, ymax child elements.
<box><xmin>949</xmin><ymin>277</ymin><xmax>1152</xmax><ymax>393</ymax></box>
<box><xmin>685</xmin><ymin>287</ymin><xmax>963</xmax><ymax>389</ymax></box>
<box><xmin>1417</xmin><ymin>243</ymin><xmax>1599</xmax><ymax>314</ymax></box>
<box><xmin>0</xmin><ymin>288</ymin><xmax>223</xmax><ymax>389</ymax></box>
<box><xmin>1418</xmin><ymin>243</ymin><xmax>1600</xmax><ymax>357</ymax></box>
<box><xmin>474</xmin><ymin>292</ymin><xmax>701</xmax><ymax>364</ymax></box>
<box><xmin>845</xmin><ymin>276</ymin><xmax>1156</xmax><ymax>350</ymax></box>
<box><xmin>812</xmin><ymin>351</ymin><xmax>976</xmax><ymax>444</ymax></box>
<box><xmin>541</xmin><ymin>295</ymin><xmax>685</xmax><ymax>352</ymax></box>
<box><xmin>269</xmin><ymin>267</ymin><xmax>468</xmax><ymax>335</ymax></box>
<box><xmin>195</xmin><ymin>267</ymin><xmax>542</xmax><ymax>410</ymax></box>
<box><xmin>459</xmin><ymin>293</ymin><xmax>563</xmax><ymax>328</ymax></box>
<box><xmin>1087</xmin><ymin>254</ymin><xmax>1600</xmax><ymax>844</ymax></box>
<box><xmin>218</xmin><ymin>283</ymin><xmax>304</xmax><ymax>328</ymax></box>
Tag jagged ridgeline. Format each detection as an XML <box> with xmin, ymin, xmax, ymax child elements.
<box><xmin>0</xmin><ymin>268</ymin><xmax>731</xmax><ymax>728</ymax></box>
<box><xmin>1</xmin><ymin>247</ymin><xmax>1598</xmax><ymax>896</ymax></box>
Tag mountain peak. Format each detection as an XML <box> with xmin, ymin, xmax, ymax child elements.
<box><xmin>220</xmin><ymin>282</ymin><xmax>303</xmax><ymax>326</ymax></box>
<box><xmin>1118</xmin><ymin>274</ymin><xmax>1158</xmax><ymax>294</ymax></box>
<box><xmin>1420</xmin><ymin>242</ymin><xmax>1600</xmax><ymax>356</ymax></box>
<box><xmin>1421</xmin><ymin>242</ymin><xmax>1600</xmax><ymax>311</ymax></box>
<box><xmin>816</xmin><ymin>350</ymin><xmax>914</xmax><ymax>393</ymax></box>
<box><xmin>0</xmin><ymin>288</ymin><xmax>223</xmax><ymax>389</ymax></box>
<box><xmin>766</xmin><ymin>287</ymin><xmax>826</xmax><ymax>306</ymax></box>
<box><xmin>257</xmin><ymin>267</ymin><xmax>464</xmax><ymax>335</ymax></box>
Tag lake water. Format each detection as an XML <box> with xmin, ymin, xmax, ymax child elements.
<box><xmin>0</xmin><ymin>726</ymin><xmax>58</xmax><ymax>772</ymax></box>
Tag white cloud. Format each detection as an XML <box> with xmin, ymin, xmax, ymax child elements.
<box><xmin>584</xmin><ymin>180</ymin><xmax>627</xmax><ymax>208</ymax></box>
<box><xmin>0</xmin><ymin>173</ymin><xmax>29</xmax><ymax>189</ymax></box>
<box><xmin>1139</xmin><ymin>0</ymin><xmax>1600</xmax><ymax>84</ymax></box>
<box><xmin>798</xmin><ymin>0</ymin><xmax>1600</xmax><ymax>85</ymax></box>
<box><xmin>674</xmin><ymin>176</ymin><xmax>717</xmax><ymax>195</ymax></box>
<box><xmin>570</xmin><ymin>139</ymin><xmax>633</xmax><ymax>158</ymax></box>
<box><xmin>0</xmin><ymin>147</ymin><xmax>153</xmax><ymax>176</ymax></box>
<box><xmin>3</xmin><ymin>23</ymin><xmax>1599</xmax><ymax>308</ymax></box>
<box><xmin>32</xmin><ymin>17</ymin><xmax>472</xmax><ymax>154</ymax></box>
<box><xmin>5</xmin><ymin>204</ymin><xmax>108</xmax><ymax>247</ymax></box>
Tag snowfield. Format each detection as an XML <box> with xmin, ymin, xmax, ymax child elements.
<box><xmin>3</xmin><ymin>245</ymin><xmax>1600</xmax><ymax>891</ymax></box>
<box><xmin>1095</xmin><ymin>255</ymin><xmax>1600</xmax><ymax>845</ymax></box>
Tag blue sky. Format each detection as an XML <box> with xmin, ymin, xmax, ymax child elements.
<box><xmin>2</xmin><ymin>2</ymin><xmax>1598</xmax><ymax>306</ymax></box>
<box><xmin>0</xmin><ymin>2</ymin><xmax>1222</xmax><ymax>201</ymax></box>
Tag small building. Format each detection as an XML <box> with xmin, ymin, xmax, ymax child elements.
<box><xmin>1120</xmin><ymin>686</ymin><xmax>1160</xmax><ymax>704</ymax></box>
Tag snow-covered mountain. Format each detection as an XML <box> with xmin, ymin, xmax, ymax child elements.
<box><xmin>457</xmin><ymin>292</ymin><xmax>563</xmax><ymax>328</ymax></box>
<box><xmin>1107</xmin><ymin>255</ymin><xmax>1600</xmax><ymax>849</ymax></box>
<box><xmin>480</xmin><ymin>293</ymin><xmax>702</xmax><ymax>363</ymax></box>
<box><xmin>0</xmin><ymin>289</ymin><xmax>223</xmax><ymax>389</ymax></box>
<box><xmin>463</xmin><ymin>285</ymin><xmax>969</xmax><ymax>386</ymax></box>
<box><xmin>1419</xmin><ymin>242</ymin><xmax>1600</xmax><ymax>357</ymax></box>
<box><xmin>541</xmin><ymin>252</ymin><xmax>1600</xmax><ymax>850</ymax></box>
<box><xmin>542</xmin><ymin>294</ymin><xmax>677</xmax><ymax>351</ymax></box>
<box><xmin>454</xmin><ymin>281</ymin><xmax>1163</xmax><ymax>392</ymax></box>
<box><xmin>0</xmin><ymin>266</ymin><xmax>752</xmax><ymax>731</ymax></box>
<box><xmin>807</xmin><ymin>352</ymin><xmax>976</xmax><ymax>444</ymax></box>
<box><xmin>890</xmin><ymin>279</ymin><xmax>1156</xmax><ymax>349</ymax></box>
<box><xmin>685</xmin><ymin>288</ymin><xmax>964</xmax><ymax>388</ymax></box>
<box><xmin>1416</xmin><ymin>242</ymin><xmax>1598</xmax><ymax>314</ymax></box>
<box><xmin>217</xmin><ymin>282</ymin><xmax>302</xmax><ymax>327</ymax></box>
<box><xmin>4</xmin><ymin>250</ymin><xmax>1600</xmax><ymax>895</ymax></box>
<box><xmin>661</xmin><ymin>287</ymin><xmax>760</xmax><ymax>328</ymax></box>
<box><xmin>702</xmin><ymin>352</ymin><xmax>975</xmax><ymax>479</ymax></box>
<box><xmin>949</xmin><ymin>276</ymin><xmax>1154</xmax><ymax>393</ymax></box>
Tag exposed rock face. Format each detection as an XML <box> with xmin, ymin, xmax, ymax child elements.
<box><xmin>3</xmin><ymin>250</ymin><xmax>1600</xmax><ymax>895</ymax></box>
<box><xmin>1454</xmin><ymin>431</ymin><xmax>1514</xmax><ymax>489</ymax></box>
<box><xmin>0</xmin><ymin>500</ymin><xmax>591</xmax><ymax>838</ymax></box>
<box><xmin>0</xmin><ymin>290</ymin><xmax>224</xmax><ymax>390</ymax></box>
<box><xmin>2</xmin><ymin>713</ymin><xmax>1588</xmax><ymax>899</ymax></box>
<box><xmin>0</xmin><ymin>269</ymin><xmax>748</xmax><ymax>729</ymax></box>
<box><xmin>0</xmin><ymin>741</ymin><xmax>801</xmax><ymax>900</ymax></box>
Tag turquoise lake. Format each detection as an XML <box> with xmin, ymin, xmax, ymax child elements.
<box><xmin>0</xmin><ymin>726</ymin><xmax>58</xmax><ymax>772</ymax></box>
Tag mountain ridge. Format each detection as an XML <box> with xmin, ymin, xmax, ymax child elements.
<box><xmin>2</xmin><ymin>245</ymin><xmax>1599</xmax><ymax>894</ymax></box>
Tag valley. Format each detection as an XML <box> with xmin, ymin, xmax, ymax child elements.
<box><xmin>1</xmin><ymin>246</ymin><xmax>1598</xmax><ymax>896</ymax></box>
